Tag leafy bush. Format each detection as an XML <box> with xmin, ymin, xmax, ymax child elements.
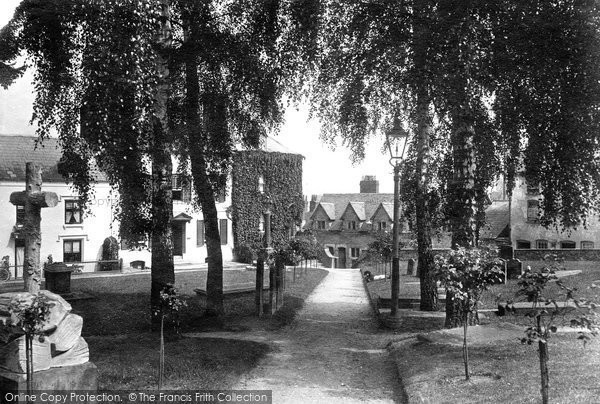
<box><xmin>234</xmin><ymin>243</ymin><xmax>258</xmax><ymax>264</ymax></box>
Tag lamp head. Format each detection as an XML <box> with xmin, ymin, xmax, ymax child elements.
<box><xmin>386</xmin><ymin>117</ymin><xmax>409</xmax><ymax>166</ymax></box>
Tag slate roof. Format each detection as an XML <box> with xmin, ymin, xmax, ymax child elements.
<box><xmin>313</xmin><ymin>202</ymin><xmax>336</xmax><ymax>220</ymax></box>
<box><xmin>370</xmin><ymin>203</ymin><xmax>394</xmax><ymax>221</ymax></box>
<box><xmin>317</xmin><ymin>193</ymin><xmax>394</xmax><ymax>222</ymax></box>
<box><xmin>0</xmin><ymin>135</ymin><xmax>107</xmax><ymax>183</ymax></box>
<box><xmin>306</xmin><ymin>193</ymin><xmax>395</xmax><ymax>230</ymax></box>
<box><xmin>480</xmin><ymin>201</ymin><xmax>510</xmax><ymax>240</ymax></box>
<box><xmin>345</xmin><ymin>202</ymin><xmax>366</xmax><ymax>221</ymax></box>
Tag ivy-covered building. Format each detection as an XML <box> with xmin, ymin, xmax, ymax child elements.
<box><xmin>230</xmin><ymin>149</ymin><xmax>304</xmax><ymax>262</ymax></box>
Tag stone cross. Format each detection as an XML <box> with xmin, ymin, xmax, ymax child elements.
<box><xmin>9</xmin><ymin>162</ymin><xmax>58</xmax><ymax>293</ymax></box>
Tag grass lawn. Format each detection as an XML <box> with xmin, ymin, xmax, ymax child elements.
<box><xmin>363</xmin><ymin>261</ymin><xmax>600</xmax><ymax>311</ymax></box>
<box><xmin>378</xmin><ymin>262</ymin><xmax>600</xmax><ymax>403</ymax></box>
<box><xmin>67</xmin><ymin>266</ymin><xmax>328</xmax><ymax>389</ymax></box>
<box><xmin>480</xmin><ymin>265</ymin><xmax>600</xmax><ymax>308</ymax></box>
<box><xmin>395</xmin><ymin>332</ymin><xmax>600</xmax><ymax>404</ymax></box>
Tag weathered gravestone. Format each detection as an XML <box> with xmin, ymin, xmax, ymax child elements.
<box><xmin>506</xmin><ymin>258</ymin><xmax>523</xmax><ymax>279</ymax></box>
<box><xmin>0</xmin><ymin>291</ymin><xmax>97</xmax><ymax>393</ymax></box>
<box><xmin>9</xmin><ymin>163</ymin><xmax>58</xmax><ymax>293</ymax></box>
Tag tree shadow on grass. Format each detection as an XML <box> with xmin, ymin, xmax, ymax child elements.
<box><xmin>88</xmin><ymin>334</ymin><xmax>271</xmax><ymax>390</ymax></box>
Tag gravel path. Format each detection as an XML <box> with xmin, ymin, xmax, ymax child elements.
<box><xmin>234</xmin><ymin>268</ymin><xmax>405</xmax><ymax>404</ymax></box>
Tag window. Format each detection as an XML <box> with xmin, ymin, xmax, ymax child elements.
<box><xmin>561</xmin><ymin>240</ymin><xmax>576</xmax><ymax>249</ymax></box>
<box><xmin>64</xmin><ymin>200</ymin><xmax>83</xmax><ymax>224</ymax></box>
<box><xmin>258</xmin><ymin>175</ymin><xmax>265</xmax><ymax>193</ymax></box>
<box><xmin>536</xmin><ymin>240</ymin><xmax>548</xmax><ymax>249</ymax></box>
<box><xmin>172</xmin><ymin>174</ymin><xmax>183</xmax><ymax>201</ymax></box>
<box><xmin>350</xmin><ymin>248</ymin><xmax>361</xmax><ymax>258</ymax></box>
<box><xmin>63</xmin><ymin>239</ymin><xmax>82</xmax><ymax>262</ymax></box>
<box><xmin>219</xmin><ymin>219</ymin><xmax>228</xmax><ymax>245</ymax></box>
<box><xmin>317</xmin><ymin>220</ymin><xmax>326</xmax><ymax>230</ymax></box>
<box><xmin>216</xmin><ymin>188</ymin><xmax>226</xmax><ymax>203</ymax></box>
<box><xmin>172</xmin><ymin>174</ymin><xmax>191</xmax><ymax>202</ymax></box>
<box><xmin>527</xmin><ymin>200</ymin><xmax>539</xmax><ymax>223</ymax></box>
<box><xmin>15</xmin><ymin>205</ymin><xmax>24</xmax><ymax>226</ymax></box>
<box><xmin>196</xmin><ymin>220</ymin><xmax>205</xmax><ymax>246</ymax></box>
<box><xmin>258</xmin><ymin>215</ymin><xmax>265</xmax><ymax>232</ymax></box>
<box><xmin>581</xmin><ymin>241</ymin><xmax>595</xmax><ymax>249</ymax></box>
<box><xmin>347</xmin><ymin>221</ymin><xmax>357</xmax><ymax>230</ymax></box>
<box><xmin>516</xmin><ymin>240</ymin><xmax>531</xmax><ymax>249</ymax></box>
<box><xmin>378</xmin><ymin>222</ymin><xmax>388</xmax><ymax>231</ymax></box>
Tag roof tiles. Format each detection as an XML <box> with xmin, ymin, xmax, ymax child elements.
<box><xmin>0</xmin><ymin>135</ymin><xmax>107</xmax><ymax>183</ymax></box>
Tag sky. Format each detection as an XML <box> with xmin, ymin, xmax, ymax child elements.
<box><xmin>0</xmin><ymin>2</ymin><xmax>395</xmax><ymax>196</ymax></box>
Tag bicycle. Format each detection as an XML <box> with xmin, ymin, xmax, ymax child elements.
<box><xmin>0</xmin><ymin>256</ymin><xmax>12</xmax><ymax>282</ymax></box>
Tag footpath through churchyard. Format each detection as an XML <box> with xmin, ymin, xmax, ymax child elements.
<box><xmin>234</xmin><ymin>268</ymin><xmax>405</xmax><ymax>404</ymax></box>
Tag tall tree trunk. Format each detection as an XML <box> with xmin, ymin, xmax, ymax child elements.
<box><xmin>444</xmin><ymin>1</ymin><xmax>479</xmax><ymax>329</ymax></box>
<box><xmin>445</xmin><ymin>114</ymin><xmax>477</xmax><ymax>328</ymax></box>
<box><xmin>191</xmin><ymin>152</ymin><xmax>224</xmax><ymax>316</ymax></box>
<box><xmin>184</xmin><ymin>45</ymin><xmax>224</xmax><ymax>316</ymax></box>
<box><xmin>413</xmin><ymin>0</ymin><xmax>438</xmax><ymax>311</ymax></box>
<box><xmin>449</xmin><ymin>118</ymin><xmax>477</xmax><ymax>249</ymax></box>
<box><xmin>414</xmin><ymin>94</ymin><xmax>437</xmax><ymax>311</ymax></box>
<box><xmin>150</xmin><ymin>0</ymin><xmax>174</xmax><ymax>324</ymax></box>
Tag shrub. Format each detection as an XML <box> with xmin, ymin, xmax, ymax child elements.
<box><xmin>434</xmin><ymin>246</ymin><xmax>505</xmax><ymax>380</ymax></box>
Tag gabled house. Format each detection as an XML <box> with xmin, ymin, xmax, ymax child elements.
<box><xmin>310</xmin><ymin>202</ymin><xmax>335</xmax><ymax>231</ymax></box>
<box><xmin>370</xmin><ymin>203</ymin><xmax>394</xmax><ymax>232</ymax></box>
<box><xmin>340</xmin><ymin>202</ymin><xmax>366</xmax><ymax>231</ymax></box>
<box><xmin>305</xmin><ymin>176</ymin><xmax>412</xmax><ymax>268</ymax></box>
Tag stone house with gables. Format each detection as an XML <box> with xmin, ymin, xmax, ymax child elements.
<box><xmin>304</xmin><ymin>176</ymin><xmax>416</xmax><ymax>268</ymax></box>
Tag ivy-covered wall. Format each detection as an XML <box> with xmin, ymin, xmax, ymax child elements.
<box><xmin>231</xmin><ymin>150</ymin><xmax>304</xmax><ymax>261</ymax></box>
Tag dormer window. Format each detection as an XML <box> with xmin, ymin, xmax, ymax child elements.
<box><xmin>317</xmin><ymin>220</ymin><xmax>326</xmax><ymax>230</ymax></box>
<box><xmin>378</xmin><ymin>222</ymin><xmax>387</xmax><ymax>231</ymax></box>
<box><xmin>347</xmin><ymin>221</ymin><xmax>357</xmax><ymax>230</ymax></box>
<box><xmin>258</xmin><ymin>175</ymin><xmax>265</xmax><ymax>193</ymax></box>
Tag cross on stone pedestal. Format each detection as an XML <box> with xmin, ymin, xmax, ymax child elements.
<box><xmin>9</xmin><ymin>162</ymin><xmax>58</xmax><ymax>293</ymax></box>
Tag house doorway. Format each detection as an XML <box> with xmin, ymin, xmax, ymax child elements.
<box><xmin>337</xmin><ymin>247</ymin><xmax>347</xmax><ymax>269</ymax></box>
<box><xmin>171</xmin><ymin>213</ymin><xmax>192</xmax><ymax>258</ymax></box>
<box><xmin>172</xmin><ymin>223</ymin><xmax>186</xmax><ymax>257</ymax></box>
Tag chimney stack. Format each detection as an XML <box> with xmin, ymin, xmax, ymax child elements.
<box><xmin>360</xmin><ymin>175</ymin><xmax>379</xmax><ymax>193</ymax></box>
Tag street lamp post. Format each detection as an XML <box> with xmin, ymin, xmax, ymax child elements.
<box><xmin>386</xmin><ymin>117</ymin><xmax>409</xmax><ymax>318</ymax></box>
<box><xmin>256</xmin><ymin>197</ymin><xmax>273</xmax><ymax>317</ymax></box>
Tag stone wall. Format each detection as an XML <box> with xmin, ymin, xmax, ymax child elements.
<box><xmin>515</xmin><ymin>249</ymin><xmax>600</xmax><ymax>261</ymax></box>
<box><xmin>397</xmin><ymin>249</ymin><xmax>451</xmax><ymax>260</ymax></box>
